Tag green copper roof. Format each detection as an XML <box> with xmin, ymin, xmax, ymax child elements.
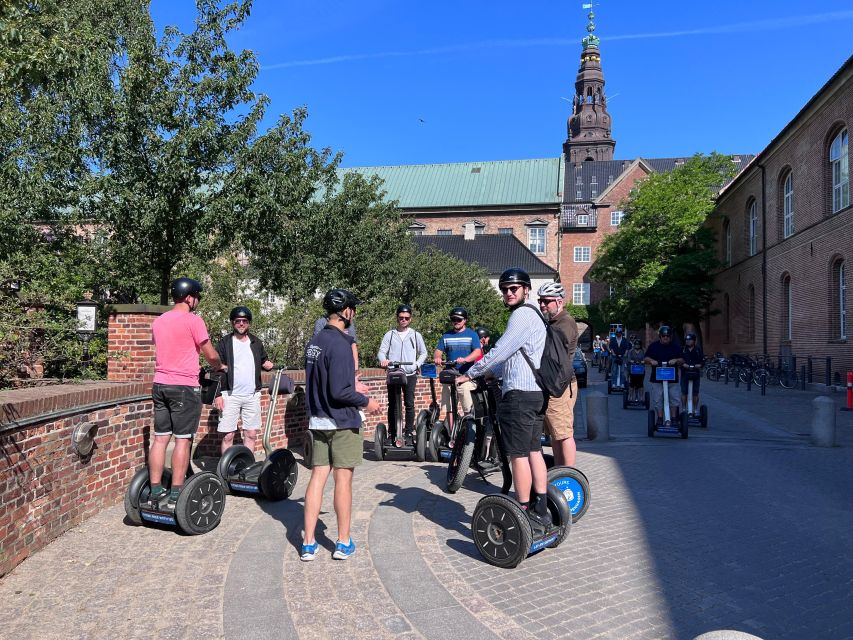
<box><xmin>341</xmin><ymin>157</ymin><xmax>564</xmax><ymax>209</ymax></box>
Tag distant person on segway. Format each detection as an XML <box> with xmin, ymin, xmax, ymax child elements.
<box><xmin>626</xmin><ymin>338</ymin><xmax>646</xmax><ymax>403</ymax></box>
<box><xmin>644</xmin><ymin>326</ymin><xmax>684</xmax><ymax>427</ymax></box>
<box><xmin>433</xmin><ymin>307</ymin><xmax>482</xmax><ymax>430</ymax></box>
<box><xmin>148</xmin><ymin>277</ymin><xmax>225</xmax><ymax>508</ymax></box>
<box><xmin>475</xmin><ymin>326</ymin><xmax>491</xmax><ymax>359</ymax></box>
<box><xmin>377</xmin><ymin>304</ymin><xmax>428</xmax><ymax>439</ymax></box>
<box><xmin>609</xmin><ymin>327</ymin><xmax>628</xmax><ymax>384</ymax></box>
<box><xmin>537</xmin><ymin>281</ymin><xmax>579</xmax><ymax>467</ymax></box>
<box><xmin>214</xmin><ymin>306</ymin><xmax>274</xmax><ymax>455</ymax></box>
<box><xmin>680</xmin><ymin>332</ymin><xmax>704</xmax><ymax>412</ymax></box>
<box><xmin>457</xmin><ymin>268</ymin><xmax>551</xmax><ymax>530</ymax></box>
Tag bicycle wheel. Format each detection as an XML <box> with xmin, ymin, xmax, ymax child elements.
<box><xmin>706</xmin><ymin>365</ymin><xmax>719</xmax><ymax>382</ymax></box>
<box><xmin>738</xmin><ymin>367</ymin><xmax>752</xmax><ymax>384</ymax></box>
<box><xmin>779</xmin><ymin>368</ymin><xmax>799</xmax><ymax>389</ymax></box>
<box><xmin>753</xmin><ymin>368</ymin><xmax>767</xmax><ymax>387</ymax></box>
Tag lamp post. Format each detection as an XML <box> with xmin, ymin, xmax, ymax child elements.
<box><xmin>75</xmin><ymin>293</ymin><xmax>98</xmax><ymax>376</ymax></box>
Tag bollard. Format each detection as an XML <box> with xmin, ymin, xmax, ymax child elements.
<box><xmin>724</xmin><ymin>367</ymin><xmax>729</xmax><ymax>384</ymax></box>
<box><xmin>761</xmin><ymin>373</ymin><xmax>766</xmax><ymax>396</ymax></box>
<box><xmin>807</xmin><ymin>356</ymin><xmax>813</xmax><ymax>383</ymax></box>
<box><xmin>811</xmin><ymin>396</ymin><xmax>837</xmax><ymax>447</ymax></box>
<box><xmin>735</xmin><ymin>373</ymin><xmax>740</xmax><ymax>388</ymax></box>
<box><xmin>746</xmin><ymin>375</ymin><xmax>751</xmax><ymax>391</ymax></box>
<box><xmin>842</xmin><ymin>371</ymin><xmax>853</xmax><ymax>412</ymax></box>
<box><xmin>585</xmin><ymin>391</ymin><xmax>609</xmax><ymax>441</ymax></box>
<box><xmin>800</xmin><ymin>365</ymin><xmax>806</xmax><ymax>391</ymax></box>
<box><xmin>825</xmin><ymin>357</ymin><xmax>832</xmax><ymax>386</ymax></box>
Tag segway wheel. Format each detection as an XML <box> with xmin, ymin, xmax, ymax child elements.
<box><xmin>622</xmin><ymin>388</ymin><xmax>628</xmax><ymax>409</ymax></box>
<box><xmin>607</xmin><ymin>381</ymin><xmax>612</xmax><ymax>395</ymax></box>
<box><xmin>446</xmin><ymin>417</ymin><xmax>476</xmax><ymax>494</ymax></box>
<box><xmin>175</xmin><ymin>472</ymin><xmax>226</xmax><ymax>535</ymax></box>
<box><xmin>259</xmin><ymin>449</ymin><xmax>298</xmax><ymax>501</ymax></box>
<box><xmin>647</xmin><ymin>410</ymin><xmax>656</xmax><ymax>437</ymax></box>
<box><xmin>124</xmin><ymin>467</ymin><xmax>172</xmax><ymax>525</ymax></box>
<box><xmin>544</xmin><ymin>483</ymin><xmax>573</xmax><ymax>548</ymax></box>
<box><xmin>302</xmin><ymin>430</ymin><xmax>314</xmax><ymax>469</ymax></box>
<box><xmin>216</xmin><ymin>445</ymin><xmax>255</xmax><ymax>495</ymax></box>
<box><xmin>374</xmin><ymin>423</ymin><xmax>387</xmax><ymax>460</ymax></box>
<box><xmin>644</xmin><ymin>392</ymin><xmax>650</xmax><ymax>410</ymax></box>
<box><xmin>429</xmin><ymin>421</ymin><xmax>446</xmax><ymax>463</ymax></box>
<box><xmin>472</xmin><ymin>494</ymin><xmax>532</xmax><ymax>569</ymax></box>
<box><xmin>547</xmin><ymin>465</ymin><xmax>591</xmax><ymax>524</ymax></box>
<box><xmin>414</xmin><ymin>412</ymin><xmax>428</xmax><ymax>462</ymax></box>
<box><xmin>700</xmin><ymin>404</ymin><xmax>708</xmax><ymax>429</ymax></box>
<box><xmin>679</xmin><ymin>412</ymin><xmax>689</xmax><ymax>439</ymax></box>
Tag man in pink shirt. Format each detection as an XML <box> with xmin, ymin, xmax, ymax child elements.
<box><xmin>148</xmin><ymin>277</ymin><xmax>223</xmax><ymax>509</ymax></box>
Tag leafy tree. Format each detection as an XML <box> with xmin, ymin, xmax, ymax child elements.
<box><xmin>590</xmin><ymin>153</ymin><xmax>735</xmax><ymax>336</ymax></box>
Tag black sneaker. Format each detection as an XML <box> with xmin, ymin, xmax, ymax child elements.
<box><xmin>527</xmin><ymin>508</ymin><xmax>553</xmax><ymax>533</ymax></box>
<box><xmin>145</xmin><ymin>489</ymin><xmax>167</xmax><ymax>509</ymax></box>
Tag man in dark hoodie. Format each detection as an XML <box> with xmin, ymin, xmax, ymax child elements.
<box><xmin>301</xmin><ymin>289</ymin><xmax>380</xmax><ymax>562</ymax></box>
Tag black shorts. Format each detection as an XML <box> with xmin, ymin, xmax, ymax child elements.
<box><xmin>629</xmin><ymin>373</ymin><xmax>645</xmax><ymax>389</ymax></box>
<box><xmin>680</xmin><ymin>375</ymin><xmax>701</xmax><ymax>395</ymax></box>
<box><xmin>152</xmin><ymin>383</ymin><xmax>203</xmax><ymax>439</ymax></box>
<box><xmin>498</xmin><ymin>390</ymin><xmax>546</xmax><ymax>457</ymax></box>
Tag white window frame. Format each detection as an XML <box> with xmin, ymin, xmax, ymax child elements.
<box><xmin>577</xmin><ymin>213</ymin><xmax>589</xmax><ymax>226</ymax></box>
<box><xmin>573</xmin><ymin>246</ymin><xmax>591</xmax><ymax>262</ymax></box>
<box><xmin>783</xmin><ymin>173</ymin><xmax>794</xmax><ymax>238</ymax></box>
<box><xmin>831</xmin><ymin>129</ymin><xmax>849</xmax><ymax>214</ymax></box>
<box><xmin>610</xmin><ymin>210</ymin><xmax>624</xmax><ymax>226</ymax></box>
<box><xmin>748</xmin><ymin>200</ymin><xmax>758</xmax><ymax>256</ymax></box>
<box><xmin>527</xmin><ymin>227</ymin><xmax>546</xmax><ymax>255</ymax></box>
<box><xmin>437</xmin><ymin>229</ymin><xmax>451</xmax><ymax>236</ymax></box>
<box><xmin>572</xmin><ymin>283</ymin><xmax>590</xmax><ymax>305</ymax></box>
<box><xmin>498</xmin><ymin>227</ymin><xmax>513</xmax><ymax>235</ymax></box>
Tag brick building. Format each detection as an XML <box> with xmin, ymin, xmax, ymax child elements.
<box><xmin>704</xmin><ymin>56</ymin><xmax>852</xmax><ymax>381</ymax></box>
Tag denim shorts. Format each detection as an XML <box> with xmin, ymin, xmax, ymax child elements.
<box><xmin>152</xmin><ymin>383</ymin><xmax>203</xmax><ymax>439</ymax></box>
<box><xmin>498</xmin><ymin>390</ymin><xmax>546</xmax><ymax>457</ymax></box>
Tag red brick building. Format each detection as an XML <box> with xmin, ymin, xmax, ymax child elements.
<box><xmin>704</xmin><ymin>56</ymin><xmax>852</xmax><ymax>382</ymax></box>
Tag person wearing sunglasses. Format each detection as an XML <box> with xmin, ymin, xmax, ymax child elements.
<box><xmin>457</xmin><ymin>268</ymin><xmax>551</xmax><ymax>531</ymax></box>
<box><xmin>214</xmin><ymin>306</ymin><xmax>274</xmax><ymax>454</ymax></box>
<box><xmin>433</xmin><ymin>306</ymin><xmax>482</xmax><ymax>432</ymax></box>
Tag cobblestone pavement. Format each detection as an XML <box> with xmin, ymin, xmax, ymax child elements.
<box><xmin>2</xmin><ymin>368</ymin><xmax>852</xmax><ymax>640</ymax></box>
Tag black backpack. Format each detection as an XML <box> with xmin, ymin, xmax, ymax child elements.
<box><xmin>520</xmin><ymin>304</ymin><xmax>573</xmax><ymax>399</ymax></box>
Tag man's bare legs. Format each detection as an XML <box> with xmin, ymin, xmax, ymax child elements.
<box><xmin>303</xmin><ymin>464</ymin><xmax>332</xmax><ymax>544</ymax></box>
<box><xmin>551</xmin><ymin>437</ymin><xmax>576</xmax><ymax>467</ymax></box>
<box><xmin>333</xmin><ymin>467</ymin><xmax>354</xmax><ymax>543</ymax></box>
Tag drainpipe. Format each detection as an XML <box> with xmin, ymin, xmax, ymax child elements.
<box><xmin>760</xmin><ymin>163</ymin><xmax>768</xmax><ymax>357</ymax></box>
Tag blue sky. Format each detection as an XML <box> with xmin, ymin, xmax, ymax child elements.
<box><xmin>150</xmin><ymin>1</ymin><xmax>853</xmax><ymax>168</ymax></box>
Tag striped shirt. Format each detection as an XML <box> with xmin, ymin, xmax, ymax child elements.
<box><xmin>467</xmin><ymin>305</ymin><xmax>545</xmax><ymax>393</ymax></box>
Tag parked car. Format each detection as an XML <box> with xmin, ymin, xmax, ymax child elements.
<box><xmin>573</xmin><ymin>347</ymin><xmax>587</xmax><ymax>388</ymax></box>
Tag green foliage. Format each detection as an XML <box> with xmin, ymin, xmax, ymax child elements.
<box><xmin>591</xmin><ymin>153</ymin><xmax>735</xmax><ymax>333</ymax></box>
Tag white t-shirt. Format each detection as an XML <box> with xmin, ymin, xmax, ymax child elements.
<box><xmin>231</xmin><ymin>336</ymin><xmax>256</xmax><ymax>396</ymax></box>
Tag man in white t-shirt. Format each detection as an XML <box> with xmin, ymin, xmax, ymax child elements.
<box><xmin>214</xmin><ymin>306</ymin><xmax>273</xmax><ymax>454</ymax></box>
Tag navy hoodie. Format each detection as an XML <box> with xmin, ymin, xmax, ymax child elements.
<box><xmin>305</xmin><ymin>324</ymin><xmax>367</xmax><ymax>429</ymax></box>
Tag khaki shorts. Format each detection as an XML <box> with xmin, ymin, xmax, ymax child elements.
<box><xmin>544</xmin><ymin>379</ymin><xmax>578</xmax><ymax>440</ymax></box>
<box><xmin>310</xmin><ymin>428</ymin><xmax>363</xmax><ymax>468</ymax></box>
<box><xmin>441</xmin><ymin>380</ymin><xmax>476</xmax><ymax>416</ymax></box>
<box><xmin>651</xmin><ymin>383</ymin><xmax>682</xmax><ymax>411</ymax></box>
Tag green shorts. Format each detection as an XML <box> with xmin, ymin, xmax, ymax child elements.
<box><xmin>311</xmin><ymin>428</ymin><xmax>363</xmax><ymax>468</ymax></box>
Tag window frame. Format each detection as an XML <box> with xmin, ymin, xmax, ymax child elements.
<box><xmin>783</xmin><ymin>172</ymin><xmax>794</xmax><ymax>238</ymax></box>
<box><xmin>830</xmin><ymin>128</ymin><xmax>849</xmax><ymax>214</ymax></box>
<box><xmin>527</xmin><ymin>226</ymin><xmax>546</xmax><ymax>255</ymax></box>
<box><xmin>748</xmin><ymin>200</ymin><xmax>758</xmax><ymax>257</ymax></box>
<box><xmin>610</xmin><ymin>210</ymin><xmax>624</xmax><ymax>226</ymax></box>
<box><xmin>573</xmin><ymin>246</ymin><xmax>591</xmax><ymax>263</ymax></box>
<box><xmin>497</xmin><ymin>227</ymin><xmax>513</xmax><ymax>235</ymax></box>
<box><xmin>437</xmin><ymin>229</ymin><xmax>451</xmax><ymax>236</ymax></box>
<box><xmin>572</xmin><ymin>283</ymin><xmax>590</xmax><ymax>305</ymax></box>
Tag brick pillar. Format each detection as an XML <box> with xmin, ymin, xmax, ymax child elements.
<box><xmin>107</xmin><ymin>304</ymin><xmax>170</xmax><ymax>382</ymax></box>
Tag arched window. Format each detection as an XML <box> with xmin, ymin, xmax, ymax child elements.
<box><xmin>830</xmin><ymin>128</ymin><xmax>849</xmax><ymax>214</ymax></box>
<box><xmin>724</xmin><ymin>293</ymin><xmax>731</xmax><ymax>343</ymax></box>
<box><xmin>831</xmin><ymin>258</ymin><xmax>847</xmax><ymax>340</ymax></box>
<box><xmin>748</xmin><ymin>200</ymin><xmax>758</xmax><ymax>256</ymax></box>
<box><xmin>782</xmin><ymin>172</ymin><xmax>794</xmax><ymax>238</ymax></box>
<box><xmin>782</xmin><ymin>274</ymin><xmax>792</xmax><ymax>342</ymax></box>
<box><xmin>723</xmin><ymin>219</ymin><xmax>732</xmax><ymax>265</ymax></box>
<box><xmin>748</xmin><ymin>285</ymin><xmax>756</xmax><ymax>343</ymax></box>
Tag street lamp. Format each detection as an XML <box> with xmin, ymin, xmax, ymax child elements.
<box><xmin>75</xmin><ymin>294</ymin><xmax>98</xmax><ymax>376</ymax></box>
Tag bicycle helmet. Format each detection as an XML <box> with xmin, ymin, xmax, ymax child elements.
<box><xmin>323</xmin><ymin>288</ymin><xmax>361</xmax><ymax>313</ymax></box>
<box><xmin>685</xmin><ymin>332</ymin><xmax>696</xmax><ymax>341</ymax></box>
<box><xmin>170</xmin><ymin>277</ymin><xmax>202</xmax><ymax>301</ymax></box>
<box><xmin>475</xmin><ymin>326</ymin><xmax>490</xmax><ymax>339</ymax></box>
<box><xmin>499</xmin><ymin>267</ymin><xmax>531</xmax><ymax>288</ymax></box>
<box><xmin>229</xmin><ymin>306</ymin><xmax>253</xmax><ymax>322</ymax></box>
<box><xmin>537</xmin><ymin>282</ymin><xmax>565</xmax><ymax>299</ymax></box>
<box><xmin>658</xmin><ymin>325</ymin><xmax>672</xmax><ymax>337</ymax></box>
<box><xmin>396</xmin><ymin>304</ymin><xmax>412</xmax><ymax>316</ymax></box>
<box><xmin>448</xmin><ymin>306</ymin><xmax>468</xmax><ymax>320</ymax></box>
<box><xmin>615</xmin><ymin>327</ymin><xmax>623</xmax><ymax>335</ymax></box>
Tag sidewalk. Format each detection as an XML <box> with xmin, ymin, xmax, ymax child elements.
<box><xmin>2</xmin><ymin>370</ymin><xmax>852</xmax><ymax>640</ymax></box>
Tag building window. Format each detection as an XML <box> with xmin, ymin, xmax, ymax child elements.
<box><xmin>266</xmin><ymin>291</ymin><xmax>279</xmax><ymax>305</ymax></box>
<box><xmin>528</xmin><ymin>227</ymin><xmax>546</xmax><ymax>254</ymax></box>
<box><xmin>576</xmin><ymin>175</ymin><xmax>582</xmax><ymax>185</ymax></box>
<box><xmin>437</xmin><ymin>229</ymin><xmax>451</xmax><ymax>235</ymax></box>
<box><xmin>832</xmin><ymin>258</ymin><xmax>847</xmax><ymax>340</ymax></box>
<box><xmin>574</xmin><ymin>246</ymin><xmax>591</xmax><ymax>262</ymax></box>
<box><xmin>782</xmin><ymin>275</ymin><xmax>792</xmax><ymax>341</ymax></box>
<box><xmin>783</xmin><ymin>172</ymin><xmax>794</xmax><ymax>238</ymax></box>
<box><xmin>748</xmin><ymin>285</ymin><xmax>756</xmax><ymax>343</ymax></box>
<box><xmin>748</xmin><ymin>200</ymin><xmax>758</xmax><ymax>257</ymax></box>
<box><xmin>608</xmin><ymin>285</ymin><xmax>616</xmax><ymax>299</ymax></box>
<box><xmin>590</xmin><ymin>175</ymin><xmax>597</xmax><ymax>184</ymax></box>
<box><xmin>610</xmin><ymin>210</ymin><xmax>624</xmax><ymax>226</ymax></box>
<box><xmin>576</xmin><ymin>189</ymin><xmax>582</xmax><ymax>199</ymax></box>
<box><xmin>576</xmin><ymin>214</ymin><xmax>589</xmax><ymax>226</ymax></box>
<box><xmin>498</xmin><ymin>227</ymin><xmax>513</xmax><ymax>235</ymax></box>
<box><xmin>409</xmin><ymin>229</ymin><xmax>423</xmax><ymax>236</ymax></box>
<box><xmin>591</xmin><ymin>188</ymin><xmax>598</xmax><ymax>198</ymax></box>
<box><xmin>572</xmin><ymin>283</ymin><xmax>590</xmax><ymax>305</ymax></box>
<box><xmin>830</xmin><ymin>128</ymin><xmax>849</xmax><ymax>214</ymax></box>
<box><xmin>723</xmin><ymin>219</ymin><xmax>732</xmax><ymax>266</ymax></box>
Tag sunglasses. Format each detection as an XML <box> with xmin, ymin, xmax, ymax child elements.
<box><xmin>233</xmin><ymin>319</ymin><xmax>249</xmax><ymax>325</ymax></box>
<box><xmin>500</xmin><ymin>285</ymin><xmax>523</xmax><ymax>294</ymax></box>
<box><xmin>398</xmin><ymin>315</ymin><xmax>411</xmax><ymax>321</ymax></box>
<box><xmin>450</xmin><ymin>316</ymin><xmax>465</xmax><ymax>322</ymax></box>
<box><xmin>538</xmin><ymin>298</ymin><xmax>557</xmax><ymax>305</ymax></box>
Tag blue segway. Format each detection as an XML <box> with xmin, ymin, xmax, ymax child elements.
<box><xmin>681</xmin><ymin>364</ymin><xmax>708</xmax><ymax>429</ymax></box>
<box><xmin>623</xmin><ymin>361</ymin><xmax>650</xmax><ymax>410</ymax></box>
<box><xmin>648</xmin><ymin>365</ymin><xmax>687</xmax><ymax>439</ymax></box>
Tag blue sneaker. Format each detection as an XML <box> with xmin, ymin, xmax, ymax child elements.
<box><xmin>300</xmin><ymin>541</ymin><xmax>319</xmax><ymax>562</ymax></box>
<box><xmin>332</xmin><ymin>538</ymin><xmax>356</xmax><ymax>560</ymax></box>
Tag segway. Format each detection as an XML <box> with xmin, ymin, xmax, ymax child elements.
<box><xmin>216</xmin><ymin>368</ymin><xmax>299</xmax><ymax>500</ymax></box>
<box><xmin>623</xmin><ymin>361</ymin><xmax>650</xmax><ymax>410</ymax></box>
<box><xmin>607</xmin><ymin>355</ymin><xmax>626</xmax><ymax>394</ymax></box>
<box><xmin>373</xmin><ymin>361</ymin><xmax>425</xmax><ymax>461</ymax></box>
<box><xmin>414</xmin><ymin>363</ymin><xmax>440</xmax><ymax>461</ymax></box>
<box><xmin>681</xmin><ymin>364</ymin><xmax>708</xmax><ymax>429</ymax></box>
<box><xmin>429</xmin><ymin>365</ymin><xmax>463</xmax><ymax>464</ymax></box>
<box><xmin>124</xmin><ymin>371</ymin><xmax>226</xmax><ymax>534</ymax></box>
<box><xmin>648</xmin><ymin>365</ymin><xmax>687</xmax><ymax>439</ymax></box>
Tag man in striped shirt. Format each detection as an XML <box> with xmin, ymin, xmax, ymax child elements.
<box><xmin>456</xmin><ymin>268</ymin><xmax>550</xmax><ymax>529</ymax></box>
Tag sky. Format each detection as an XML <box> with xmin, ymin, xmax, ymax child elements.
<box><xmin>150</xmin><ymin>1</ymin><xmax>853</xmax><ymax>168</ymax></box>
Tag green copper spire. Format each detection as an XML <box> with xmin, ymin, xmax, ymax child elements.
<box><xmin>581</xmin><ymin>3</ymin><xmax>600</xmax><ymax>49</ymax></box>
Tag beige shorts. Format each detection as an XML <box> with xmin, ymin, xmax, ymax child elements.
<box><xmin>217</xmin><ymin>391</ymin><xmax>262</xmax><ymax>433</ymax></box>
<box><xmin>441</xmin><ymin>380</ymin><xmax>476</xmax><ymax>416</ymax></box>
<box><xmin>544</xmin><ymin>379</ymin><xmax>578</xmax><ymax>440</ymax></box>
<box><xmin>310</xmin><ymin>428</ymin><xmax>364</xmax><ymax>469</ymax></box>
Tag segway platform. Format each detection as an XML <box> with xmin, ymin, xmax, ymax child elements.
<box><xmin>126</xmin><ymin>468</ymin><xmax>226</xmax><ymax>535</ymax></box>
<box><xmin>647</xmin><ymin>367</ymin><xmax>687</xmax><ymax>439</ymax></box>
<box><xmin>374</xmin><ymin>362</ymin><xmax>427</xmax><ymax>461</ymax></box>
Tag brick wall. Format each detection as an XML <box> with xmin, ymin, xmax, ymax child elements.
<box><xmin>107</xmin><ymin>305</ymin><xmax>169</xmax><ymax>382</ymax></box>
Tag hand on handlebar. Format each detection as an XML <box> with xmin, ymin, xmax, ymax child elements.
<box><xmin>380</xmin><ymin>359</ymin><xmax>390</xmax><ymax>368</ymax></box>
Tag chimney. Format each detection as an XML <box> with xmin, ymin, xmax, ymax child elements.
<box><xmin>464</xmin><ymin>222</ymin><xmax>476</xmax><ymax>240</ymax></box>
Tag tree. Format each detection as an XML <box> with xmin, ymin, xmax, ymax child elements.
<box><xmin>591</xmin><ymin>153</ymin><xmax>736</xmax><ymax>335</ymax></box>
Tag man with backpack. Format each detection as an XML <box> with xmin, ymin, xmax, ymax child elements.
<box><xmin>457</xmin><ymin>268</ymin><xmax>552</xmax><ymax>530</ymax></box>
<box><xmin>536</xmin><ymin>282</ymin><xmax>579</xmax><ymax>467</ymax></box>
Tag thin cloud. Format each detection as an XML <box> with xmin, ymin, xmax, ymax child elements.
<box><xmin>261</xmin><ymin>11</ymin><xmax>853</xmax><ymax>70</ymax></box>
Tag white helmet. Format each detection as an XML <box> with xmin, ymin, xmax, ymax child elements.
<box><xmin>537</xmin><ymin>282</ymin><xmax>565</xmax><ymax>299</ymax></box>
<box><xmin>596</xmin><ymin>335</ymin><xmax>601</xmax><ymax>339</ymax></box>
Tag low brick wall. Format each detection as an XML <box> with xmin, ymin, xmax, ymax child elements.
<box><xmin>0</xmin><ymin>370</ymin><xmax>439</xmax><ymax>577</ymax></box>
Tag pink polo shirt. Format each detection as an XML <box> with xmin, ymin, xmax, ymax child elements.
<box><xmin>152</xmin><ymin>309</ymin><xmax>210</xmax><ymax>386</ymax></box>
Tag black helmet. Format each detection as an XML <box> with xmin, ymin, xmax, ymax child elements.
<box><xmin>499</xmin><ymin>267</ymin><xmax>531</xmax><ymax>288</ymax></box>
<box><xmin>448</xmin><ymin>306</ymin><xmax>468</xmax><ymax>320</ymax></box>
<box><xmin>475</xmin><ymin>326</ymin><xmax>490</xmax><ymax>339</ymax></box>
<box><xmin>323</xmin><ymin>288</ymin><xmax>361</xmax><ymax>313</ymax></box>
<box><xmin>615</xmin><ymin>327</ymin><xmax>623</xmax><ymax>334</ymax></box>
<box><xmin>658</xmin><ymin>325</ymin><xmax>672</xmax><ymax>337</ymax></box>
<box><xmin>685</xmin><ymin>332</ymin><xmax>696</xmax><ymax>341</ymax></box>
<box><xmin>396</xmin><ymin>304</ymin><xmax>412</xmax><ymax>316</ymax></box>
<box><xmin>229</xmin><ymin>306</ymin><xmax>253</xmax><ymax>322</ymax></box>
<box><xmin>170</xmin><ymin>277</ymin><xmax>202</xmax><ymax>301</ymax></box>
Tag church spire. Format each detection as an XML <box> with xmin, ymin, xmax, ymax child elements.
<box><xmin>563</xmin><ymin>3</ymin><xmax>616</xmax><ymax>164</ymax></box>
